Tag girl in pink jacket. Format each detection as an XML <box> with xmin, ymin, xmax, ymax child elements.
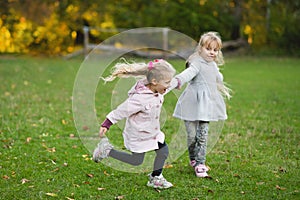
<box><xmin>93</xmin><ymin>59</ymin><xmax>176</xmax><ymax>189</ymax></box>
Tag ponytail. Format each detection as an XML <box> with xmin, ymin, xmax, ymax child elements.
<box><xmin>101</xmin><ymin>58</ymin><xmax>176</xmax><ymax>83</ymax></box>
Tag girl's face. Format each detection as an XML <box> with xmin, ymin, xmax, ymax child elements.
<box><xmin>150</xmin><ymin>74</ymin><xmax>172</xmax><ymax>94</ymax></box>
<box><xmin>199</xmin><ymin>42</ymin><xmax>220</xmax><ymax>63</ymax></box>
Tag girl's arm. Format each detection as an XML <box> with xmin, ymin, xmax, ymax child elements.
<box><xmin>98</xmin><ymin>97</ymin><xmax>143</xmax><ymax>137</ymax></box>
<box><xmin>176</xmin><ymin>63</ymin><xmax>200</xmax><ymax>85</ymax></box>
<box><xmin>166</xmin><ymin>63</ymin><xmax>200</xmax><ymax>93</ymax></box>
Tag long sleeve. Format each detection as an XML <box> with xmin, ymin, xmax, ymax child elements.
<box><xmin>175</xmin><ymin>63</ymin><xmax>200</xmax><ymax>86</ymax></box>
<box><xmin>106</xmin><ymin>96</ymin><xmax>143</xmax><ymax>124</ymax></box>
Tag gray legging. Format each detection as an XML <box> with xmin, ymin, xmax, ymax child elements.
<box><xmin>108</xmin><ymin>142</ymin><xmax>169</xmax><ymax>176</ymax></box>
<box><xmin>184</xmin><ymin>120</ymin><xmax>209</xmax><ymax>165</ymax></box>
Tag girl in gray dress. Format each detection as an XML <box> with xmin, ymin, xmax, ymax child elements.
<box><xmin>170</xmin><ymin>32</ymin><xmax>231</xmax><ymax>177</ymax></box>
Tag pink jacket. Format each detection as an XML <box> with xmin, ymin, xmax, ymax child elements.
<box><xmin>106</xmin><ymin>79</ymin><xmax>165</xmax><ymax>153</ymax></box>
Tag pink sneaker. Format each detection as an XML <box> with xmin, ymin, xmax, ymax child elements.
<box><xmin>194</xmin><ymin>164</ymin><xmax>209</xmax><ymax>178</ymax></box>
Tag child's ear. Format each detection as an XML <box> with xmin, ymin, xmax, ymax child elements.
<box><xmin>150</xmin><ymin>78</ymin><xmax>158</xmax><ymax>85</ymax></box>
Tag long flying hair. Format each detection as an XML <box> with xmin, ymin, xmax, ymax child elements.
<box><xmin>101</xmin><ymin>58</ymin><xmax>176</xmax><ymax>84</ymax></box>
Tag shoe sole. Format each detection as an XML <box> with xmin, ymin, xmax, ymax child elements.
<box><xmin>147</xmin><ymin>183</ymin><xmax>173</xmax><ymax>189</ymax></box>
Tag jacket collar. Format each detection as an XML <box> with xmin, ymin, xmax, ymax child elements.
<box><xmin>128</xmin><ymin>79</ymin><xmax>156</xmax><ymax>95</ymax></box>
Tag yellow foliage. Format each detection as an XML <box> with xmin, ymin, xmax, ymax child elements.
<box><xmin>0</xmin><ymin>16</ymin><xmax>33</xmax><ymax>53</ymax></box>
<box><xmin>66</xmin><ymin>4</ymin><xmax>79</xmax><ymax>14</ymax></box>
<box><xmin>244</xmin><ymin>25</ymin><xmax>252</xmax><ymax>35</ymax></box>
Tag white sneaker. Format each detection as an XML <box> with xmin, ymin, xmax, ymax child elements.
<box><xmin>147</xmin><ymin>174</ymin><xmax>173</xmax><ymax>189</ymax></box>
<box><xmin>92</xmin><ymin>137</ymin><xmax>113</xmax><ymax>163</ymax></box>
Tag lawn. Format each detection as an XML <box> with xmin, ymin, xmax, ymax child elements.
<box><xmin>0</xmin><ymin>55</ymin><xmax>299</xmax><ymax>200</ymax></box>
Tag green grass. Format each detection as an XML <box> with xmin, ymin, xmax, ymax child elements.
<box><xmin>0</xmin><ymin>55</ymin><xmax>299</xmax><ymax>199</ymax></box>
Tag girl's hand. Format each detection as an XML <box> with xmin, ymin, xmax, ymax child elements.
<box><xmin>99</xmin><ymin>127</ymin><xmax>108</xmax><ymax>138</ymax></box>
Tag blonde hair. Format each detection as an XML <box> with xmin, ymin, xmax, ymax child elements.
<box><xmin>189</xmin><ymin>31</ymin><xmax>224</xmax><ymax>66</ymax></box>
<box><xmin>101</xmin><ymin>58</ymin><xmax>176</xmax><ymax>83</ymax></box>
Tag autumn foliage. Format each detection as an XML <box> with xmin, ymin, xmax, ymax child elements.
<box><xmin>0</xmin><ymin>0</ymin><xmax>299</xmax><ymax>55</ymax></box>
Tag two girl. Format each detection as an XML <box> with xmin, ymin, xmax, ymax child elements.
<box><xmin>93</xmin><ymin>31</ymin><xmax>231</xmax><ymax>188</ymax></box>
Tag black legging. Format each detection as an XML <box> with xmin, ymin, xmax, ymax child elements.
<box><xmin>109</xmin><ymin>142</ymin><xmax>169</xmax><ymax>176</ymax></box>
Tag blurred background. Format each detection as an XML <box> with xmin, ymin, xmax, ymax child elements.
<box><xmin>0</xmin><ymin>0</ymin><xmax>299</xmax><ymax>57</ymax></box>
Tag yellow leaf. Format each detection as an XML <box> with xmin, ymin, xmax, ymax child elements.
<box><xmin>103</xmin><ymin>171</ymin><xmax>110</xmax><ymax>176</ymax></box>
<box><xmin>46</xmin><ymin>193</ymin><xmax>57</xmax><ymax>197</ymax></box>
<box><xmin>163</xmin><ymin>164</ymin><xmax>173</xmax><ymax>169</ymax></box>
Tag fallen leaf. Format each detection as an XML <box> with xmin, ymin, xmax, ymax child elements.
<box><xmin>46</xmin><ymin>193</ymin><xmax>58</xmax><ymax>197</ymax></box>
<box><xmin>103</xmin><ymin>171</ymin><xmax>110</xmax><ymax>176</ymax></box>
<box><xmin>163</xmin><ymin>164</ymin><xmax>173</xmax><ymax>168</ymax></box>
<box><xmin>115</xmin><ymin>195</ymin><xmax>124</xmax><ymax>199</ymax></box>
<box><xmin>3</xmin><ymin>175</ymin><xmax>10</xmax><ymax>180</ymax></box>
<box><xmin>66</xmin><ymin>197</ymin><xmax>74</xmax><ymax>200</ymax></box>
<box><xmin>21</xmin><ymin>178</ymin><xmax>30</xmax><ymax>184</ymax></box>
<box><xmin>86</xmin><ymin>173</ymin><xmax>94</xmax><ymax>178</ymax></box>
<box><xmin>208</xmin><ymin>189</ymin><xmax>214</xmax><ymax>193</ymax></box>
<box><xmin>233</xmin><ymin>174</ymin><xmax>240</xmax><ymax>178</ymax></box>
<box><xmin>97</xmin><ymin>187</ymin><xmax>106</xmax><ymax>191</ymax></box>
<box><xmin>69</xmin><ymin>134</ymin><xmax>75</xmax><ymax>138</ymax></box>
<box><xmin>62</xmin><ymin>119</ymin><xmax>67</xmax><ymax>125</ymax></box>
<box><xmin>51</xmin><ymin>168</ymin><xmax>59</xmax><ymax>172</ymax></box>
<box><xmin>26</xmin><ymin>137</ymin><xmax>32</xmax><ymax>143</ymax></box>
<box><xmin>276</xmin><ymin>185</ymin><xmax>286</xmax><ymax>190</ymax></box>
<box><xmin>63</xmin><ymin>162</ymin><xmax>68</xmax><ymax>167</ymax></box>
<box><xmin>47</xmin><ymin>147</ymin><xmax>56</xmax><ymax>153</ymax></box>
<box><xmin>51</xmin><ymin>160</ymin><xmax>57</xmax><ymax>165</ymax></box>
<box><xmin>73</xmin><ymin>184</ymin><xmax>80</xmax><ymax>188</ymax></box>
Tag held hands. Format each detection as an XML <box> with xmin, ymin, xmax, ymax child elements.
<box><xmin>99</xmin><ymin>127</ymin><xmax>108</xmax><ymax>138</ymax></box>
